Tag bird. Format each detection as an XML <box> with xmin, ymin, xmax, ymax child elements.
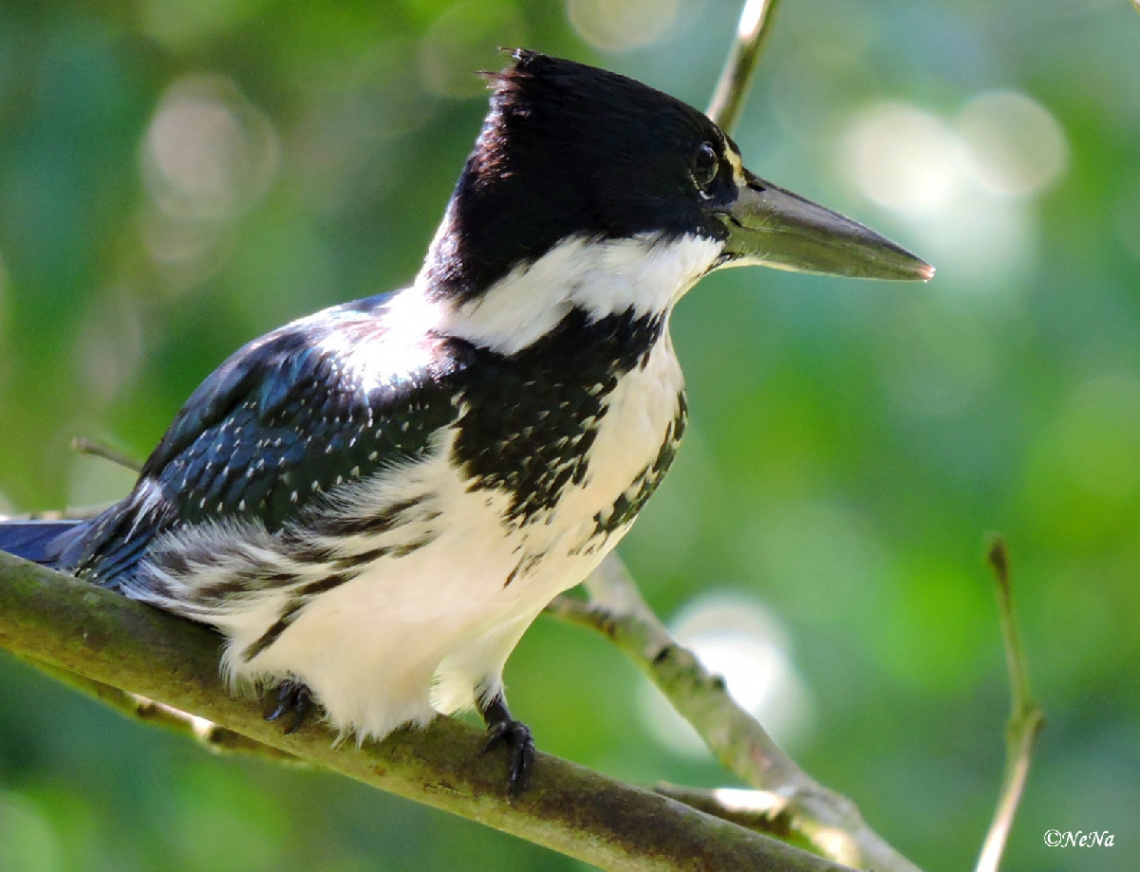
<box><xmin>0</xmin><ymin>50</ymin><xmax>932</xmax><ymax>792</ymax></box>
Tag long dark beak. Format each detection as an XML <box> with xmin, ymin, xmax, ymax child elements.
<box><xmin>718</xmin><ymin>169</ymin><xmax>934</xmax><ymax>281</ymax></box>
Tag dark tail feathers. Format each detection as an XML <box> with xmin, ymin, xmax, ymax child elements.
<box><xmin>0</xmin><ymin>520</ymin><xmax>85</xmax><ymax>566</ymax></box>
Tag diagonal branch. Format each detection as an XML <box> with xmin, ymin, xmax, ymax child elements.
<box><xmin>548</xmin><ymin>558</ymin><xmax>922</xmax><ymax>872</ymax></box>
<box><xmin>0</xmin><ymin>549</ymin><xmax>859</xmax><ymax>872</ymax></box>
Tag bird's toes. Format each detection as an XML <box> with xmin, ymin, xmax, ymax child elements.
<box><xmin>264</xmin><ymin>679</ymin><xmax>315</xmax><ymax>734</ymax></box>
<box><xmin>482</xmin><ymin>718</ymin><xmax>535</xmax><ymax>794</ymax></box>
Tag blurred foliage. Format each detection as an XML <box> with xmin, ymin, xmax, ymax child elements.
<box><xmin>1</xmin><ymin>1</ymin><xmax>1138</xmax><ymax>870</ymax></box>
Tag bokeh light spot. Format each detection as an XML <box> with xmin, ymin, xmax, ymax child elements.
<box><xmin>418</xmin><ymin>2</ymin><xmax>526</xmax><ymax>98</ymax></box>
<box><xmin>567</xmin><ymin>0</ymin><xmax>681</xmax><ymax>53</ymax></box>
<box><xmin>956</xmin><ymin>91</ymin><xmax>1068</xmax><ymax>197</ymax></box>
<box><xmin>141</xmin><ymin>75</ymin><xmax>280</xmax><ymax>221</ymax></box>
<box><xmin>639</xmin><ymin>592</ymin><xmax>812</xmax><ymax>757</ymax></box>
<box><xmin>843</xmin><ymin>103</ymin><xmax>968</xmax><ymax>217</ymax></box>
<box><xmin>841</xmin><ymin>98</ymin><xmax>1048</xmax><ymax>284</ymax></box>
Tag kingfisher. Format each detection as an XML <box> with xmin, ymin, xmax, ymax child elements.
<box><xmin>0</xmin><ymin>51</ymin><xmax>931</xmax><ymax>791</ymax></box>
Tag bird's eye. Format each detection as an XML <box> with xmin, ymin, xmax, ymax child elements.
<box><xmin>692</xmin><ymin>142</ymin><xmax>719</xmax><ymax>191</ymax></box>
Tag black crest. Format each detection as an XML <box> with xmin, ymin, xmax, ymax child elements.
<box><xmin>424</xmin><ymin>50</ymin><xmax>738</xmax><ymax>302</ymax></box>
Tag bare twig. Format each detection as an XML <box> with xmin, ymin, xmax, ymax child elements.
<box><xmin>706</xmin><ymin>0</ymin><xmax>783</xmax><ymax>134</ymax></box>
<box><xmin>548</xmin><ymin>557</ymin><xmax>922</xmax><ymax>872</ymax></box>
<box><xmin>975</xmin><ymin>538</ymin><xmax>1045</xmax><ymax>872</ymax></box>
<box><xmin>71</xmin><ymin>436</ymin><xmax>143</xmax><ymax>472</ymax></box>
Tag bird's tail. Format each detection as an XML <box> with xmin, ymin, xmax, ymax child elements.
<box><xmin>0</xmin><ymin>520</ymin><xmax>86</xmax><ymax>566</ymax></box>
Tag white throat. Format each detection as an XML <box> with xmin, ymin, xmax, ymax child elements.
<box><xmin>421</xmin><ymin>233</ymin><xmax>723</xmax><ymax>355</ymax></box>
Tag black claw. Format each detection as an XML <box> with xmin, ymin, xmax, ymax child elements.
<box><xmin>479</xmin><ymin>695</ymin><xmax>536</xmax><ymax>794</ymax></box>
<box><xmin>264</xmin><ymin>679</ymin><xmax>313</xmax><ymax>734</ymax></box>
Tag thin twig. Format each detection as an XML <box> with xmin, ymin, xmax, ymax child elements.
<box><xmin>71</xmin><ymin>436</ymin><xmax>143</xmax><ymax>472</ymax></box>
<box><xmin>706</xmin><ymin>0</ymin><xmax>783</xmax><ymax>134</ymax></box>
<box><xmin>548</xmin><ymin>557</ymin><xmax>922</xmax><ymax>872</ymax></box>
<box><xmin>975</xmin><ymin>537</ymin><xmax>1045</xmax><ymax>872</ymax></box>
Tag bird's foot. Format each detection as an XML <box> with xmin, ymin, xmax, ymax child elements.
<box><xmin>479</xmin><ymin>694</ymin><xmax>535</xmax><ymax>795</ymax></box>
<box><xmin>264</xmin><ymin>679</ymin><xmax>314</xmax><ymax>734</ymax></box>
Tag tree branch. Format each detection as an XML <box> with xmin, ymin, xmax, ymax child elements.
<box><xmin>547</xmin><ymin>558</ymin><xmax>921</xmax><ymax>872</ymax></box>
<box><xmin>0</xmin><ymin>550</ymin><xmax>861</xmax><ymax>872</ymax></box>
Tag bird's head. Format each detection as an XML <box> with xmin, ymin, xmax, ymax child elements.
<box><xmin>420</xmin><ymin>51</ymin><xmax>931</xmax><ymax>350</ymax></box>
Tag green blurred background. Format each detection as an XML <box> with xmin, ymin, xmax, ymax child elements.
<box><xmin>1</xmin><ymin>0</ymin><xmax>1138</xmax><ymax>869</ymax></box>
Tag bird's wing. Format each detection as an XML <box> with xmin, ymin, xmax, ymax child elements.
<box><xmin>59</xmin><ymin>293</ymin><xmax>462</xmax><ymax>586</ymax></box>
